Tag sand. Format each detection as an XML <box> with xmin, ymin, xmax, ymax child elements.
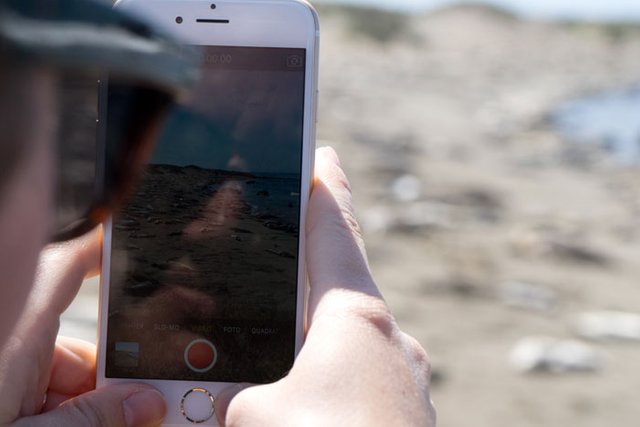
<box><xmin>314</xmin><ymin>6</ymin><xmax>640</xmax><ymax>427</ymax></box>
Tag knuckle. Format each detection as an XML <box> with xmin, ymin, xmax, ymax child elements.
<box><xmin>328</xmin><ymin>206</ymin><xmax>364</xmax><ymax>248</ymax></box>
<box><xmin>340</xmin><ymin>207</ymin><xmax>364</xmax><ymax>243</ymax></box>
<box><xmin>403</xmin><ymin>333</ymin><xmax>431</xmax><ymax>366</ymax></box>
<box><xmin>400</xmin><ymin>332</ymin><xmax>433</xmax><ymax>385</ymax></box>
<box><xmin>326</xmin><ymin>167</ymin><xmax>359</xmax><ymax>227</ymax></box>
<box><xmin>345</xmin><ymin>298</ymin><xmax>397</xmax><ymax>338</ymax></box>
<box><xmin>333</xmin><ymin>168</ymin><xmax>352</xmax><ymax>196</ymax></box>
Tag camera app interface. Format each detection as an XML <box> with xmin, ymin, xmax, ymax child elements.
<box><xmin>105</xmin><ymin>46</ymin><xmax>306</xmax><ymax>384</ymax></box>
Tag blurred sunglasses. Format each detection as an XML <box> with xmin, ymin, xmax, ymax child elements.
<box><xmin>0</xmin><ymin>0</ymin><xmax>199</xmax><ymax>242</ymax></box>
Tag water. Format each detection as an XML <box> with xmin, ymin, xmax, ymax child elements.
<box><xmin>553</xmin><ymin>87</ymin><xmax>640</xmax><ymax>165</ymax></box>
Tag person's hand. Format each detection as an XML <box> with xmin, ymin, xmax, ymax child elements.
<box><xmin>215</xmin><ymin>147</ymin><xmax>436</xmax><ymax>426</ymax></box>
<box><xmin>0</xmin><ymin>229</ymin><xmax>166</xmax><ymax>427</ymax></box>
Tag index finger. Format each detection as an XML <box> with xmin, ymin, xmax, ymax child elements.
<box><xmin>43</xmin><ymin>336</ymin><xmax>97</xmax><ymax>412</ymax></box>
<box><xmin>32</xmin><ymin>226</ymin><xmax>102</xmax><ymax>317</ymax></box>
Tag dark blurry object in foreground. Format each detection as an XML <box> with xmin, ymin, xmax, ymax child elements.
<box><xmin>0</xmin><ymin>0</ymin><xmax>199</xmax><ymax>242</ymax></box>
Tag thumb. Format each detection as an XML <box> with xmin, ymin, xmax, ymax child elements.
<box><xmin>15</xmin><ymin>384</ymin><xmax>166</xmax><ymax>427</ymax></box>
<box><xmin>214</xmin><ymin>383</ymin><xmax>253</xmax><ymax>426</ymax></box>
<box><xmin>306</xmin><ymin>147</ymin><xmax>382</xmax><ymax>321</ymax></box>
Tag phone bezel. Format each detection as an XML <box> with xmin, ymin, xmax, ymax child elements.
<box><xmin>97</xmin><ymin>1</ymin><xmax>319</xmax><ymax>425</ymax></box>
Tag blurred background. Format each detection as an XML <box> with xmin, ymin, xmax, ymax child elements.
<box><xmin>62</xmin><ymin>1</ymin><xmax>640</xmax><ymax>425</ymax></box>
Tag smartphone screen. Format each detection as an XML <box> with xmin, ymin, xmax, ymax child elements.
<box><xmin>104</xmin><ymin>46</ymin><xmax>306</xmax><ymax>384</ymax></box>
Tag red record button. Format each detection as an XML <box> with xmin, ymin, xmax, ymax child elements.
<box><xmin>184</xmin><ymin>339</ymin><xmax>218</xmax><ymax>373</ymax></box>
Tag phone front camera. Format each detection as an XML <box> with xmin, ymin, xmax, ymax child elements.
<box><xmin>210</xmin><ymin>4</ymin><xmax>216</xmax><ymax>10</ymax></box>
<box><xmin>175</xmin><ymin>16</ymin><xmax>183</xmax><ymax>24</ymax></box>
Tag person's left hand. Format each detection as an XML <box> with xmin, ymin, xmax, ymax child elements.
<box><xmin>0</xmin><ymin>229</ymin><xmax>167</xmax><ymax>427</ymax></box>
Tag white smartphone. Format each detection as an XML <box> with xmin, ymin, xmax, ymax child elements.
<box><xmin>96</xmin><ymin>1</ymin><xmax>319</xmax><ymax>425</ymax></box>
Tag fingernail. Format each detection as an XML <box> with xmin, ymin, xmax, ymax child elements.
<box><xmin>123</xmin><ymin>388</ymin><xmax>166</xmax><ymax>427</ymax></box>
<box><xmin>319</xmin><ymin>146</ymin><xmax>340</xmax><ymax>165</ymax></box>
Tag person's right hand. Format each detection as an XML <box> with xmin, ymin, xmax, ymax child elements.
<box><xmin>215</xmin><ymin>147</ymin><xmax>436</xmax><ymax>426</ymax></box>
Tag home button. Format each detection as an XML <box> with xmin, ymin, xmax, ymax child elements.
<box><xmin>180</xmin><ymin>388</ymin><xmax>215</xmax><ymax>424</ymax></box>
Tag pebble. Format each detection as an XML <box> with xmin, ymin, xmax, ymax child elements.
<box><xmin>500</xmin><ymin>281</ymin><xmax>556</xmax><ymax>311</ymax></box>
<box><xmin>397</xmin><ymin>202</ymin><xmax>453</xmax><ymax>232</ymax></box>
<box><xmin>114</xmin><ymin>219</ymin><xmax>139</xmax><ymax>231</ymax></box>
<box><xmin>509</xmin><ymin>336</ymin><xmax>604</xmax><ymax>374</ymax></box>
<box><xmin>576</xmin><ymin>311</ymin><xmax>640</xmax><ymax>342</ymax></box>
<box><xmin>128</xmin><ymin>281</ymin><xmax>157</xmax><ymax>296</ymax></box>
<box><xmin>266</xmin><ymin>249</ymin><xmax>295</xmax><ymax>259</ymax></box>
<box><xmin>361</xmin><ymin>202</ymin><xmax>453</xmax><ymax>234</ymax></box>
<box><xmin>549</xmin><ymin>240</ymin><xmax>610</xmax><ymax>266</ymax></box>
<box><xmin>168</xmin><ymin>261</ymin><xmax>195</xmax><ymax>272</ymax></box>
<box><xmin>391</xmin><ymin>174</ymin><xmax>422</xmax><ymax>202</ymax></box>
<box><xmin>508</xmin><ymin>227</ymin><xmax>610</xmax><ymax>265</ymax></box>
<box><xmin>360</xmin><ymin>206</ymin><xmax>395</xmax><ymax>233</ymax></box>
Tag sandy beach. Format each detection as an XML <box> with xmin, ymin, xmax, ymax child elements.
<box><xmin>62</xmin><ymin>4</ymin><xmax>640</xmax><ymax>426</ymax></box>
<box><xmin>314</xmin><ymin>5</ymin><xmax>640</xmax><ymax>426</ymax></box>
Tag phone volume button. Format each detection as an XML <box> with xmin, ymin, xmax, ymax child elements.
<box><xmin>314</xmin><ymin>89</ymin><xmax>319</xmax><ymax>124</ymax></box>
